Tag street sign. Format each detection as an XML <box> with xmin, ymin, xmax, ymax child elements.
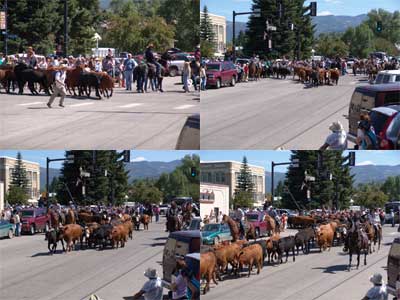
<box><xmin>67</xmin><ymin>154</ymin><xmax>74</xmax><ymax>164</ymax></box>
<box><xmin>0</xmin><ymin>11</ymin><xmax>6</xmax><ymax>30</ymax></box>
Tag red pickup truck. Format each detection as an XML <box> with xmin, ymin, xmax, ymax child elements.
<box><xmin>245</xmin><ymin>211</ymin><xmax>269</xmax><ymax>238</ymax></box>
<box><xmin>20</xmin><ymin>208</ymin><xmax>49</xmax><ymax>235</ymax></box>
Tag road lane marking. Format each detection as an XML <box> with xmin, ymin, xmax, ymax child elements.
<box><xmin>174</xmin><ymin>104</ymin><xmax>195</xmax><ymax>110</ymax></box>
<box><xmin>70</xmin><ymin>102</ymin><xmax>95</xmax><ymax>107</ymax></box>
<box><xmin>18</xmin><ymin>102</ymin><xmax>44</xmax><ymax>106</ymax></box>
<box><xmin>118</xmin><ymin>103</ymin><xmax>144</xmax><ymax>108</ymax></box>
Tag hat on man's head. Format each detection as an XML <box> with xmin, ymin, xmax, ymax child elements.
<box><xmin>369</xmin><ymin>273</ymin><xmax>384</xmax><ymax>285</ymax></box>
<box><xmin>144</xmin><ymin>268</ymin><xmax>158</xmax><ymax>279</ymax></box>
<box><xmin>329</xmin><ymin>121</ymin><xmax>343</xmax><ymax>132</ymax></box>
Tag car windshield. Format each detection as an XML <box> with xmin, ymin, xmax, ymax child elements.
<box><xmin>370</xmin><ymin>111</ymin><xmax>391</xmax><ymax>135</ymax></box>
<box><xmin>246</xmin><ymin>214</ymin><xmax>259</xmax><ymax>222</ymax></box>
<box><xmin>203</xmin><ymin>224</ymin><xmax>220</xmax><ymax>232</ymax></box>
<box><xmin>0</xmin><ymin>220</ymin><xmax>9</xmax><ymax>225</ymax></box>
<box><xmin>206</xmin><ymin>64</ymin><xmax>220</xmax><ymax>71</ymax></box>
<box><xmin>21</xmin><ymin>210</ymin><xmax>34</xmax><ymax>217</ymax></box>
<box><xmin>386</xmin><ymin>113</ymin><xmax>400</xmax><ymax>139</ymax></box>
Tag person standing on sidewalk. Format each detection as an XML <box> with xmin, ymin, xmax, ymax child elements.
<box><xmin>14</xmin><ymin>211</ymin><xmax>21</xmax><ymax>237</ymax></box>
<box><xmin>124</xmin><ymin>54</ymin><xmax>137</xmax><ymax>91</ymax></box>
<box><xmin>47</xmin><ymin>64</ymin><xmax>68</xmax><ymax>108</ymax></box>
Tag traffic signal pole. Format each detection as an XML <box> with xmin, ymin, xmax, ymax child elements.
<box><xmin>64</xmin><ymin>0</ymin><xmax>68</xmax><ymax>57</ymax></box>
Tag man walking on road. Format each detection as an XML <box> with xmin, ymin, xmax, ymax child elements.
<box><xmin>47</xmin><ymin>64</ymin><xmax>68</xmax><ymax>108</ymax></box>
<box><xmin>124</xmin><ymin>53</ymin><xmax>137</xmax><ymax>91</ymax></box>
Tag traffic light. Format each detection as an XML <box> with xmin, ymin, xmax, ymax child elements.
<box><xmin>123</xmin><ymin>150</ymin><xmax>130</xmax><ymax>163</ymax></box>
<box><xmin>376</xmin><ymin>21</ymin><xmax>383</xmax><ymax>32</ymax></box>
<box><xmin>348</xmin><ymin>151</ymin><xmax>356</xmax><ymax>166</ymax></box>
<box><xmin>191</xmin><ymin>167</ymin><xmax>197</xmax><ymax>177</ymax></box>
<box><xmin>310</xmin><ymin>2</ymin><xmax>317</xmax><ymax>17</ymax></box>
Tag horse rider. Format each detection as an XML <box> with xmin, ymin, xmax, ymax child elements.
<box><xmin>369</xmin><ymin>209</ymin><xmax>381</xmax><ymax>233</ymax></box>
<box><xmin>26</xmin><ymin>46</ymin><xmax>37</xmax><ymax>69</ymax></box>
<box><xmin>194</xmin><ymin>45</ymin><xmax>201</xmax><ymax>62</ymax></box>
<box><xmin>233</xmin><ymin>207</ymin><xmax>245</xmax><ymax>237</ymax></box>
<box><xmin>166</xmin><ymin>201</ymin><xmax>181</xmax><ymax>231</ymax></box>
<box><xmin>145</xmin><ymin>43</ymin><xmax>161</xmax><ymax>77</ymax></box>
<box><xmin>268</xmin><ymin>206</ymin><xmax>280</xmax><ymax>228</ymax></box>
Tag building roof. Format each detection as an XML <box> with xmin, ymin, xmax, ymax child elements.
<box><xmin>0</xmin><ymin>156</ymin><xmax>40</xmax><ymax>166</ymax></box>
<box><xmin>201</xmin><ymin>160</ymin><xmax>265</xmax><ymax>171</ymax></box>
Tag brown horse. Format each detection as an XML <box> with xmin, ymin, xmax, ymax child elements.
<box><xmin>48</xmin><ymin>209</ymin><xmax>61</xmax><ymax>229</ymax></box>
<box><xmin>248</xmin><ymin>62</ymin><xmax>260</xmax><ymax>81</ymax></box>
<box><xmin>347</xmin><ymin>223</ymin><xmax>369</xmax><ymax>271</ymax></box>
<box><xmin>222</xmin><ymin>215</ymin><xmax>240</xmax><ymax>242</ymax></box>
<box><xmin>140</xmin><ymin>214</ymin><xmax>150</xmax><ymax>230</ymax></box>
<box><xmin>245</xmin><ymin>223</ymin><xmax>257</xmax><ymax>241</ymax></box>
<box><xmin>65</xmin><ymin>209</ymin><xmax>76</xmax><ymax>225</ymax></box>
<box><xmin>363</xmin><ymin>221</ymin><xmax>381</xmax><ymax>253</ymax></box>
<box><xmin>264</xmin><ymin>215</ymin><xmax>279</xmax><ymax>236</ymax></box>
<box><xmin>167</xmin><ymin>215</ymin><xmax>182</xmax><ymax>232</ymax></box>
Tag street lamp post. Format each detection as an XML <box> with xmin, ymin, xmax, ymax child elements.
<box><xmin>64</xmin><ymin>0</ymin><xmax>68</xmax><ymax>57</ymax></box>
<box><xmin>232</xmin><ymin>8</ymin><xmax>261</xmax><ymax>59</ymax></box>
<box><xmin>46</xmin><ymin>155</ymin><xmax>74</xmax><ymax>202</ymax></box>
<box><xmin>0</xmin><ymin>0</ymin><xmax>8</xmax><ymax>56</ymax></box>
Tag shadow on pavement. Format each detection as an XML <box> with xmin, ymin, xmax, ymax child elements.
<box><xmin>153</xmin><ymin>237</ymin><xmax>168</xmax><ymax>241</ymax></box>
<box><xmin>142</xmin><ymin>242</ymin><xmax>165</xmax><ymax>247</ymax></box>
<box><xmin>123</xmin><ymin>295</ymin><xmax>170</xmax><ymax>300</ymax></box>
<box><xmin>312</xmin><ymin>264</ymin><xmax>349</xmax><ymax>274</ymax></box>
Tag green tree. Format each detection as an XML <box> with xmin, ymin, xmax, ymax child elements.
<box><xmin>316</xmin><ymin>33</ymin><xmax>349</xmax><ymax>58</ymax></box>
<box><xmin>6</xmin><ymin>186</ymin><xmax>29</xmax><ymax>206</ymax></box>
<box><xmin>10</xmin><ymin>152</ymin><xmax>30</xmax><ymax>193</ymax></box>
<box><xmin>245</xmin><ymin>0</ymin><xmax>314</xmax><ymax>59</ymax></box>
<box><xmin>233</xmin><ymin>191</ymin><xmax>254</xmax><ymax>209</ymax></box>
<box><xmin>353</xmin><ymin>183</ymin><xmax>389</xmax><ymax>209</ymax></box>
<box><xmin>200</xmin><ymin>40</ymin><xmax>215</xmax><ymax>58</ymax></box>
<box><xmin>235</xmin><ymin>156</ymin><xmax>255</xmax><ymax>193</ymax></box>
<box><xmin>200</xmin><ymin>5</ymin><xmax>215</xmax><ymax>42</ymax></box>
<box><xmin>130</xmin><ymin>180</ymin><xmax>163</xmax><ymax>204</ymax></box>
<box><xmin>381</xmin><ymin>176</ymin><xmax>400</xmax><ymax>201</ymax></box>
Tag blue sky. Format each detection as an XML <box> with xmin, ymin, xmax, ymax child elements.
<box><xmin>200</xmin><ymin>150</ymin><xmax>400</xmax><ymax>172</ymax></box>
<box><xmin>200</xmin><ymin>0</ymin><xmax>400</xmax><ymax>22</ymax></box>
<box><xmin>0</xmin><ymin>150</ymin><xmax>199</xmax><ymax>169</ymax></box>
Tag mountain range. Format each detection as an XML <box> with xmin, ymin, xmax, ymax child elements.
<box><xmin>40</xmin><ymin>162</ymin><xmax>400</xmax><ymax>192</ymax></box>
<box><xmin>226</xmin><ymin>14</ymin><xmax>367</xmax><ymax>42</ymax></box>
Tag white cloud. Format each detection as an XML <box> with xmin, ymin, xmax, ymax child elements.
<box><xmin>319</xmin><ymin>10</ymin><xmax>334</xmax><ymax>16</ymax></box>
<box><xmin>131</xmin><ymin>156</ymin><xmax>147</xmax><ymax>162</ymax></box>
<box><xmin>356</xmin><ymin>160</ymin><xmax>375</xmax><ymax>166</ymax></box>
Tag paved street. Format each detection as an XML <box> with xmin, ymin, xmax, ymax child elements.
<box><xmin>0</xmin><ymin>77</ymin><xmax>199</xmax><ymax>149</ymax></box>
<box><xmin>201</xmin><ymin>71</ymin><xmax>367</xmax><ymax>149</ymax></box>
<box><xmin>0</xmin><ymin>220</ymin><xmax>168</xmax><ymax>300</ymax></box>
<box><xmin>202</xmin><ymin>225</ymin><xmax>399</xmax><ymax>300</ymax></box>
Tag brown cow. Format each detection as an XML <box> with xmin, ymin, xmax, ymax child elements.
<box><xmin>266</xmin><ymin>233</ymin><xmax>280</xmax><ymax>263</ymax></box>
<box><xmin>329</xmin><ymin>68</ymin><xmax>340</xmax><ymax>85</ymax></box>
<box><xmin>316</xmin><ymin>224</ymin><xmax>334</xmax><ymax>251</ymax></box>
<box><xmin>288</xmin><ymin>216</ymin><xmax>315</xmax><ymax>229</ymax></box>
<box><xmin>214</xmin><ymin>241</ymin><xmax>245</xmax><ymax>276</ymax></box>
<box><xmin>236</xmin><ymin>243</ymin><xmax>263</xmax><ymax>277</ymax></box>
<box><xmin>110</xmin><ymin>224</ymin><xmax>128</xmax><ymax>248</ymax></box>
<box><xmin>99</xmin><ymin>73</ymin><xmax>113</xmax><ymax>98</ymax></box>
<box><xmin>200</xmin><ymin>251</ymin><xmax>218</xmax><ymax>294</ymax></box>
<box><xmin>123</xmin><ymin>220</ymin><xmax>133</xmax><ymax>240</ymax></box>
<box><xmin>65</xmin><ymin>209</ymin><xmax>76</xmax><ymax>224</ymax></box>
<box><xmin>299</xmin><ymin>68</ymin><xmax>306</xmax><ymax>83</ymax></box>
<box><xmin>140</xmin><ymin>214</ymin><xmax>150</xmax><ymax>230</ymax></box>
<box><xmin>83</xmin><ymin>222</ymin><xmax>100</xmax><ymax>248</ymax></box>
<box><xmin>62</xmin><ymin>224</ymin><xmax>83</xmax><ymax>252</ymax></box>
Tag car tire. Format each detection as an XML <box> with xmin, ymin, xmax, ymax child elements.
<box><xmin>30</xmin><ymin>224</ymin><xmax>35</xmax><ymax>235</ymax></box>
<box><xmin>214</xmin><ymin>236</ymin><xmax>220</xmax><ymax>245</ymax></box>
<box><xmin>169</xmin><ymin>67</ymin><xmax>178</xmax><ymax>77</ymax></box>
<box><xmin>230</xmin><ymin>76</ymin><xmax>236</xmax><ymax>86</ymax></box>
<box><xmin>255</xmin><ymin>228</ymin><xmax>260</xmax><ymax>238</ymax></box>
<box><xmin>216</xmin><ymin>79</ymin><xmax>221</xmax><ymax>89</ymax></box>
<box><xmin>8</xmin><ymin>229</ymin><xmax>14</xmax><ymax>239</ymax></box>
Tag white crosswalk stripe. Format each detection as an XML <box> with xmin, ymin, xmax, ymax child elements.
<box><xmin>118</xmin><ymin>103</ymin><xmax>144</xmax><ymax>108</ymax></box>
<box><xmin>173</xmin><ymin>104</ymin><xmax>195</xmax><ymax>110</ymax></box>
<box><xmin>18</xmin><ymin>102</ymin><xmax>44</xmax><ymax>106</ymax></box>
<box><xmin>69</xmin><ymin>102</ymin><xmax>95</xmax><ymax>107</ymax></box>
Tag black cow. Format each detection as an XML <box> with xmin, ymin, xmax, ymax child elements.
<box><xmin>93</xmin><ymin>224</ymin><xmax>113</xmax><ymax>250</ymax></box>
<box><xmin>46</xmin><ymin>229</ymin><xmax>65</xmax><ymax>255</ymax></box>
<box><xmin>295</xmin><ymin>227</ymin><xmax>315</xmax><ymax>255</ymax></box>
<box><xmin>78</xmin><ymin>72</ymin><xmax>102</xmax><ymax>99</ymax></box>
<box><xmin>274</xmin><ymin>236</ymin><xmax>296</xmax><ymax>264</ymax></box>
<box><xmin>14</xmin><ymin>63</ymin><xmax>50</xmax><ymax>95</ymax></box>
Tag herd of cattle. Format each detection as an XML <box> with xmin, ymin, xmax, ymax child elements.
<box><xmin>246</xmin><ymin>61</ymin><xmax>340</xmax><ymax>87</ymax></box>
<box><xmin>200</xmin><ymin>214</ymin><xmax>381</xmax><ymax>295</ymax></box>
<box><xmin>45</xmin><ymin>209</ymin><xmax>151</xmax><ymax>255</ymax></box>
<box><xmin>0</xmin><ymin>63</ymin><xmax>115</xmax><ymax>99</ymax></box>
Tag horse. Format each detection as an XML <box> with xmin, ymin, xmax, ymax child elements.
<box><xmin>48</xmin><ymin>208</ymin><xmax>61</xmax><ymax>229</ymax></box>
<box><xmin>347</xmin><ymin>222</ymin><xmax>369</xmax><ymax>271</ymax></box>
<box><xmin>147</xmin><ymin>62</ymin><xmax>166</xmax><ymax>92</ymax></box>
<box><xmin>221</xmin><ymin>215</ymin><xmax>242</xmax><ymax>242</ymax></box>
<box><xmin>248</xmin><ymin>61</ymin><xmax>260</xmax><ymax>81</ymax></box>
<box><xmin>363</xmin><ymin>221</ymin><xmax>381</xmax><ymax>253</ymax></box>
<box><xmin>65</xmin><ymin>209</ymin><xmax>76</xmax><ymax>225</ymax></box>
<box><xmin>190</xmin><ymin>60</ymin><xmax>200</xmax><ymax>91</ymax></box>
<box><xmin>263</xmin><ymin>214</ymin><xmax>279</xmax><ymax>236</ymax></box>
<box><xmin>14</xmin><ymin>62</ymin><xmax>50</xmax><ymax>95</ymax></box>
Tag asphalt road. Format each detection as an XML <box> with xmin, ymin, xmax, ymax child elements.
<box><xmin>201</xmin><ymin>71</ymin><xmax>367</xmax><ymax>149</ymax></box>
<box><xmin>0</xmin><ymin>77</ymin><xmax>199</xmax><ymax>150</ymax></box>
<box><xmin>0</xmin><ymin>220</ymin><xmax>169</xmax><ymax>300</ymax></box>
<box><xmin>202</xmin><ymin>225</ymin><xmax>399</xmax><ymax>300</ymax></box>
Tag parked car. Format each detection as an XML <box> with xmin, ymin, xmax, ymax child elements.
<box><xmin>235</xmin><ymin>58</ymin><xmax>251</xmax><ymax>65</ymax></box>
<box><xmin>159</xmin><ymin>204</ymin><xmax>170</xmax><ymax>216</ymax></box>
<box><xmin>276</xmin><ymin>208</ymin><xmax>298</xmax><ymax>217</ymax></box>
<box><xmin>0</xmin><ymin>220</ymin><xmax>14</xmax><ymax>239</ymax></box>
<box><xmin>348</xmin><ymin>83</ymin><xmax>400</xmax><ymax>142</ymax></box>
<box><xmin>162</xmin><ymin>230</ymin><xmax>200</xmax><ymax>283</ymax></box>
<box><xmin>188</xmin><ymin>217</ymin><xmax>201</xmax><ymax>231</ymax></box>
<box><xmin>374</xmin><ymin>70</ymin><xmax>400</xmax><ymax>85</ymax></box>
<box><xmin>167</xmin><ymin>53</ymin><xmax>191</xmax><ymax>77</ymax></box>
<box><xmin>201</xmin><ymin>223</ymin><xmax>232</xmax><ymax>245</ymax></box>
<box><xmin>387</xmin><ymin>237</ymin><xmax>400</xmax><ymax>297</ymax></box>
<box><xmin>206</xmin><ymin>61</ymin><xmax>238</xmax><ymax>89</ymax></box>
<box><xmin>245</xmin><ymin>211</ymin><xmax>269</xmax><ymax>238</ymax></box>
<box><xmin>369</xmin><ymin>105</ymin><xmax>400</xmax><ymax>149</ymax></box>
<box><xmin>20</xmin><ymin>208</ymin><xmax>49</xmax><ymax>235</ymax></box>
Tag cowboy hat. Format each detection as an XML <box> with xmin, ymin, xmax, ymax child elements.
<box><xmin>144</xmin><ymin>268</ymin><xmax>158</xmax><ymax>279</ymax></box>
<box><xmin>369</xmin><ymin>273</ymin><xmax>384</xmax><ymax>285</ymax></box>
<box><xmin>148</xmin><ymin>43</ymin><xmax>154</xmax><ymax>48</ymax></box>
<box><xmin>329</xmin><ymin>121</ymin><xmax>343</xmax><ymax>132</ymax></box>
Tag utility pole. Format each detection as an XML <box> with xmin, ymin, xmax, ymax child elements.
<box><xmin>64</xmin><ymin>0</ymin><xmax>68</xmax><ymax>57</ymax></box>
<box><xmin>0</xmin><ymin>0</ymin><xmax>7</xmax><ymax>56</ymax></box>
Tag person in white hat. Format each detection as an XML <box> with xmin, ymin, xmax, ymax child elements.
<box><xmin>362</xmin><ymin>273</ymin><xmax>388</xmax><ymax>300</ymax></box>
<box><xmin>47</xmin><ymin>64</ymin><xmax>68</xmax><ymax>108</ymax></box>
<box><xmin>133</xmin><ymin>268</ymin><xmax>164</xmax><ymax>300</ymax></box>
<box><xmin>320</xmin><ymin>121</ymin><xmax>348</xmax><ymax>150</ymax></box>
